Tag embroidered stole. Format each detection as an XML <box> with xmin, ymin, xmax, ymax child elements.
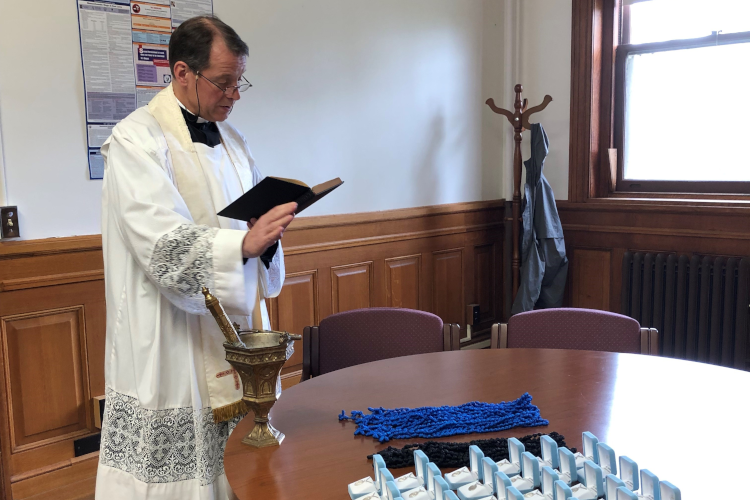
<box><xmin>148</xmin><ymin>84</ymin><xmax>260</xmax><ymax>422</ymax></box>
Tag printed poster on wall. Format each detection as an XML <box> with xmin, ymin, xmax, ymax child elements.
<box><xmin>77</xmin><ymin>0</ymin><xmax>213</xmax><ymax>179</ymax></box>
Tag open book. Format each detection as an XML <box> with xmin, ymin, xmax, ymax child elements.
<box><xmin>218</xmin><ymin>177</ymin><xmax>343</xmax><ymax>222</ymax></box>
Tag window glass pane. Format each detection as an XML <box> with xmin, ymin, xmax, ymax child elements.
<box><xmin>623</xmin><ymin>42</ymin><xmax>750</xmax><ymax>182</ymax></box>
<box><xmin>629</xmin><ymin>0</ymin><xmax>750</xmax><ymax>44</ymax></box>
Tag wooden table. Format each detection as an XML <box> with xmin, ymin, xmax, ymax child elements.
<box><xmin>225</xmin><ymin>349</ymin><xmax>750</xmax><ymax>498</ymax></box>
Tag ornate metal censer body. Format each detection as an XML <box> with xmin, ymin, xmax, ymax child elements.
<box><xmin>202</xmin><ymin>287</ymin><xmax>300</xmax><ymax>448</ymax></box>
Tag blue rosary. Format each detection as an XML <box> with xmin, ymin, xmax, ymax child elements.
<box><xmin>339</xmin><ymin>392</ymin><xmax>548</xmax><ymax>443</ymax></box>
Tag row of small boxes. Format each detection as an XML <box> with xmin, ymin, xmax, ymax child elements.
<box><xmin>348</xmin><ymin>433</ymin><xmax>681</xmax><ymax>500</ymax></box>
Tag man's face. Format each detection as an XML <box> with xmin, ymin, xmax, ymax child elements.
<box><xmin>193</xmin><ymin>39</ymin><xmax>247</xmax><ymax>122</ymax></box>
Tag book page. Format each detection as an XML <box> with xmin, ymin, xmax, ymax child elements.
<box><xmin>270</xmin><ymin>176</ymin><xmax>309</xmax><ymax>188</ymax></box>
<box><xmin>312</xmin><ymin>177</ymin><xmax>342</xmax><ymax>194</ymax></box>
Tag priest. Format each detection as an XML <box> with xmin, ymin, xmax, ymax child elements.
<box><xmin>96</xmin><ymin>16</ymin><xmax>295</xmax><ymax>499</ymax></box>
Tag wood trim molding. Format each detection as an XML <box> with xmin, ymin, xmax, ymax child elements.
<box><xmin>0</xmin><ymin>270</ymin><xmax>104</xmax><ymax>292</ymax></box>
<box><xmin>569</xmin><ymin>0</ymin><xmax>602</xmax><ymax>202</ymax></box>
<box><xmin>284</xmin><ymin>222</ymin><xmax>502</xmax><ymax>256</ymax></box>
<box><xmin>563</xmin><ymin>224</ymin><xmax>750</xmax><ymax>242</ymax></box>
<box><xmin>286</xmin><ymin>200</ymin><xmax>505</xmax><ymax>231</ymax></box>
<box><xmin>0</xmin><ymin>236</ymin><xmax>102</xmax><ymax>260</ymax></box>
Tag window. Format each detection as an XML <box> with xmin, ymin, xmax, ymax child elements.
<box><xmin>614</xmin><ymin>0</ymin><xmax>750</xmax><ymax>193</ymax></box>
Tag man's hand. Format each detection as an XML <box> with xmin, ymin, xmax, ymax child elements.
<box><xmin>242</xmin><ymin>202</ymin><xmax>296</xmax><ymax>259</ymax></box>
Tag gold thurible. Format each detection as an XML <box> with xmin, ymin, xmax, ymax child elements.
<box><xmin>202</xmin><ymin>286</ymin><xmax>300</xmax><ymax>448</ymax></box>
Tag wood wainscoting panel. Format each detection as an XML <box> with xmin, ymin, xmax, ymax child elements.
<box><xmin>473</xmin><ymin>245</ymin><xmax>496</xmax><ymax>324</ymax></box>
<box><xmin>331</xmin><ymin>262</ymin><xmax>374</xmax><ymax>314</ymax></box>
<box><xmin>559</xmin><ymin>201</ymin><xmax>750</xmax><ymax>313</ymax></box>
<box><xmin>432</xmin><ymin>249</ymin><xmax>464</xmax><ymax>326</ymax></box>
<box><xmin>0</xmin><ymin>237</ymin><xmax>104</xmax><ymax>497</ymax></box>
<box><xmin>385</xmin><ymin>255</ymin><xmax>421</xmax><ymax>309</ymax></box>
<box><xmin>570</xmin><ymin>249</ymin><xmax>612</xmax><ymax>310</ymax></box>
<box><xmin>1</xmin><ymin>307</ymin><xmax>89</xmax><ymax>452</ymax></box>
<box><xmin>268</xmin><ymin>271</ymin><xmax>318</xmax><ymax>373</ymax></box>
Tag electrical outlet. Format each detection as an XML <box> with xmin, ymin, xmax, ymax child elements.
<box><xmin>0</xmin><ymin>206</ymin><xmax>20</xmax><ymax>239</ymax></box>
<box><xmin>466</xmin><ymin>304</ymin><xmax>480</xmax><ymax>326</ymax></box>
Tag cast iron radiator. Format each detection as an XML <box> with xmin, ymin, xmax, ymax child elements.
<box><xmin>621</xmin><ymin>252</ymin><xmax>750</xmax><ymax>369</ymax></box>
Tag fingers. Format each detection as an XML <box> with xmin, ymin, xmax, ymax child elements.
<box><xmin>257</xmin><ymin>209</ymin><xmax>295</xmax><ymax>234</ymax></box>
<box><xmin>247</xmin><ymin>218</ymin><xmax>258</xmax><ymax>229</ymax></box>
<box><xmin>262</xmin><ymin>202</ymin><xmax>297</xmax><ymax>221</ymax></box>
<box><xmin>276</xmin><ymin>214</ymin><xmax>294</xmax><ymax>230</ymax></box>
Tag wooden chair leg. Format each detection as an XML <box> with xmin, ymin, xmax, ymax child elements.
<box><xmin>490</xmin><ymin>323</ymin><xmax>509</xmax><ymax>349</ymax></box>
<box><xmin>649</xmin><ymin>328</ymin><xmax>660</xmax><ymax>355</ymax></box>
<box><xmin>450</xmin><ymin>324</ymin><xmax>461</xmax><ymax>351</ymax></box>
<box><xmin>491</xmin><ymin>323</ymin><xmax>499</xmax><ymax>349</ymax></box>
<box><xmin>443</xmin><ymin>324</ymin><xmax>452</xmax><ymax>351</ymax></box>
<box><xmin>640</xmin><ymin>327</ymin><xmax>649</xmax><ymax>355</ymax></box>
<box><xmin>302</xmin><ymin>326</ymin><xmax>312</xmax><ymax>381</ymax></box>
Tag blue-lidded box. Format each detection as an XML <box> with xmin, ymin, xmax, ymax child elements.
<box><xmin>496</xmin><ymin>438</ymin><xmax>524</xmax><ymax>477</ymax></box>
<box><xmin>639</xmin><ymin>470</ymin><xmax>660</xmax><ymax>500</ymax></box>
<box><xmin>659</xmin><ymin>481</ymin><xmax>680</xmax><ymax>500</ymax></box>
<box><xmin>616</xmin><ymin>486</ymin><xmax>638</xmax><ymax>500</ymax></box>
<box><xmin>383</xmin><ymin>480</ymin><xmax>403</xmax><ymax>500</ymax></box>
<box><xmin>605</xmin><ymin>474</ymin><xmax>626</xmax><ymax>500</ymax></box>
<box><xmin>558</xmin><ymin>447</ymin><xmax>578</xmax><ymax>485</ymax></box>
<box><xmin>540</xmin><ymin>466</ymin><xmax>559</xmax><ymax>499</ymax></box>
<box><xmin>597</xmin><ymin>443</ymin><xmax>617</xmax><ymax>476</ymax></box>
<box><xmin>567</xmin><ymin>460</ymin><xmax>603</xmax><ymax>499</ymax></box>
<box><xmin>505</xmin><ymin>485</ymin><xmax>525</xmax><ymax>500</ymax></box>
<box><xmin>347</xmin><ymin>475</ymin><xmax>377</xmax><ymax>499</ymax></box>
<box><xmin>414</xmin><ymin>450</ymin><xmax>429</xmax><ymax>486</ymax></box>
<box><xmin>456</xmin><ymin>456</ymin><xmax>498</xmax><ymax>500</ymax></box>
<box><xmin>444</xmin><ymin>445</ymin><xmax>484</xmax><ymax>490</ymax></box>
<box><xmin>554</xmin><ymin>479</ymin><xmax>573</xmax><ymax>500</ymax></box>
<box><xmin>494</xmin><ymin>470</ymin><xmax>512</xmax><ymax>500</ymax></box>
<box><xmin>539</xmin><ymin>435</ymin><xmax>560</xmax><ymax>469</ymax></box>
<box><xmin>574</xmin><ymin>432</ymin><xmax>600</xmax><ymax>471</ymax></box>
<box><xmin>619</xmin><ymin>456</ymin><xmax>638</xmax><ymax>491</ymax></box>
<box><xmin>434</xmin><ymin>476</ymin><xmax>451</xmax><ymax>500</ymax></box>
<box><xmin>348</xmin><ymin>454</ymin><xmax>385</xmax><ymax>499</ymax></box>
<box><xmin>507</xmin><ymin>451</ymin><xmax>540</xmax><ymax>494</ymax></box>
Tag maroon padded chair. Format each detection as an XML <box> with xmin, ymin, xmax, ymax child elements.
<box><xmin>490</xmin><ymin>307</ymin><xmax>659</xmax><ymax>354</ymax></box>
<box><xmin>301</xmin><ymin>308</ymin><xmax>460</xmax><ymax>381</ymax></box>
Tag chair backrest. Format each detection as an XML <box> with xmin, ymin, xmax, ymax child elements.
<box><xmin>302</xmin><ymin>308</ymin><xmax>459</xmax><ymax>380</ymax></box>
<box><xmin>491</xmin><ymin>308</ymin><xmax>657</xmax><ymax>354</ymax></box>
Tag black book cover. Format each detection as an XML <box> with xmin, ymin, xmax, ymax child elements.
<box><xmin>218</xmin><ymin>177</ymin><xmax>342</xmax><ymax>222</ymax></box>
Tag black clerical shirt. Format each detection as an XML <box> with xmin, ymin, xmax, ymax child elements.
<box><xmin>179</xmin><ymin>106</ymin><xmax>278</xmax><ymax>268</ymax></box>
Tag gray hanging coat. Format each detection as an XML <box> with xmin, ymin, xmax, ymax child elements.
<box><xmin>511</xmin><ymin>123</ymin><xmax>568</xmax><ymax>314</ymax></box>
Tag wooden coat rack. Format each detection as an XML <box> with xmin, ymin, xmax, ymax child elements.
<box><xmin>486</xmin><ymin>84</ymin><xmax>552</xmax><ymax>304</ymax></box>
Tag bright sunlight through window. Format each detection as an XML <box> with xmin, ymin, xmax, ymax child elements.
<box><xmin>623</xmin><ymin>0</ymin><xmax>750</xmax><ymax>183</ymax></box>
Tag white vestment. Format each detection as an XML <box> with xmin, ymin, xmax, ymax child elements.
<box><xmin>96</xmin><ymin>86</ymin><xmax>284</xmax><ymax>499</ymax></box>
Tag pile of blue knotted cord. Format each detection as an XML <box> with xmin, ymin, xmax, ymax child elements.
<box><xmin>338</xmin><ymin>392</ymin><xmax>547</xmax><ymax>443</ymax></box>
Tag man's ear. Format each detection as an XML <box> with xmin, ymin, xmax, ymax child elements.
<box><xmin>172</xmin><ymin>61</ymin><xmax>193</xmax><ymax>88</ymax></box>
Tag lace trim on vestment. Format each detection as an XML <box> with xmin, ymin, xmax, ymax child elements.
<box><xmin>148</xmin><ymin>224</ymin><xmax>219</xmax><ymax>314</ymax></box>
<box><xmin>99</xmin><ymin>388</ymin><xmax>240</xmax><ymax>485</ymax></box>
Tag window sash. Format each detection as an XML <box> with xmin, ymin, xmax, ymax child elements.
<box><xmin>613</xmin><ymin>30</ymin><xmax>750</xmax><ymax>194</ymax></box>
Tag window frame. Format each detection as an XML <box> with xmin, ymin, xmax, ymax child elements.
<box><xmin>614</xmin><ymin>25</ymin><xmax>750</xmax><ymax>194</ymax></box>
<box><xmin>569</xmin><ymin>0</ymin><xmax>750</xmax><ymax>201</ymax></box>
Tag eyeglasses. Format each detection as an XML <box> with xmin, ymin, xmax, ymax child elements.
<box><xmin>196</xmin><ymin>72</ymin><xmax>252</xmax><ymax>96</ymax></box>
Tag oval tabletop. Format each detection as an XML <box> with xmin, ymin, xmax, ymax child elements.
<box><xmin>225</xmin><ymin>349</ymin><xmax>750</xmax><ymax>499</ymax></box>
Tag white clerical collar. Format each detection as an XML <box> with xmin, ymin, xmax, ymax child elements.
<box><xmin>175</xmin><ymin>97</ymin><xmax>209</xmax><ymax>123</ymax></box>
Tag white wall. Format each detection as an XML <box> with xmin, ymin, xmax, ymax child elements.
<box><xmin>0</xmin><ymin>1</ymin><xmax>101</xmax><ymax>239</ymax></box>
<box><xmin>519</xmin><ymin>0</ymin><xmax>572</xmax><ymax>200</ymax></box>
<box><xmin>0</xmin><ymin>0</ymin><xmax>506</xmax><ymax>240</ymax></box>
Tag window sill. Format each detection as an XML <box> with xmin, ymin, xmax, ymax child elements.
<box><xmin>558</xmin><ymin>195</ymin><xmax>750</xmax><ymax>217</ymax></box>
